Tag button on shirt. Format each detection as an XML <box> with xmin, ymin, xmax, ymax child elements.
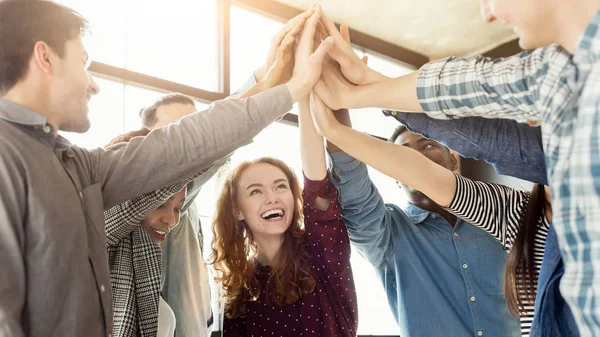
<box><xmin>328</xmin><ymin>151</ymin><xmax>521</xmax><ymax>337</ymax></box>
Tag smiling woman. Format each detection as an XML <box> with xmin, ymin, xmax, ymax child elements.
<box><xmin>210</xmin><ymin>94</ymin><xmax>359</xmax><ymax>337</ymax></box>
<box><xmin>103</xmin><ymin>128</ymin><xmax>193</xmax><ymax>337</ymax></box>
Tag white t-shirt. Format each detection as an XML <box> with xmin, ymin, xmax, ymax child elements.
<box><xmin>158</xmin><ymin>296</ymin><xmax>176</xmax><ymax>337</ymax></box>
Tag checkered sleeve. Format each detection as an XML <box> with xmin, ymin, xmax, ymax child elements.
<box><xmin>417</xmin><ymin>45</ymin><xmax>567</xmax><ymax>122</ymax></box>
<box><xmin>104</xmin><ymin>164</ymin><xmax>213</xmax><ymax>246</ymax></box>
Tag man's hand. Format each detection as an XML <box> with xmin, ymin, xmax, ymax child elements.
<box><xmin>254</xmin><ymin>10</ymin><xmax>313</xmax><ymax>83</ymax></box>
<box><xmin>319</xmin><ymin>12</ymin><xmax>388</xmax><ymax>85</ymax></box>
<box><xmin>285</xmin><ymin>6</ymin><xmax>335</xmax><ymax>103</ymax></box>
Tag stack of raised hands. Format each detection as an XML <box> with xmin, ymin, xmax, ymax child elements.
<box><xmin>251</xmin><ymin>5</ymin><xmax>404</xmax><ymax>137</ymax></box>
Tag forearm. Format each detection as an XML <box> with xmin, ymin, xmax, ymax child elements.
<box><xmin>98</xmin><ymin>85</ymin><xmax>293</xmax><ymax>209</ymax></box>
<box><xmin>325</xmin><ymin>109</ymin><xmax>351</xmax><ymax>154</ymax></box>
<box><xmin>325</xmin><ymin>124</ymin><xmax>456</xmax><ymax>207</ymax></box>
<box><xmin>351</xmin><ymin>71</ymin><xmax>423</xmax><ymax>111</ymax></box>
<box><xmin>415</xmin><ymin>46</ymin><xmax>567</xmax><ymax>121</ymax></box>
<box><xmin>239</xmin><ymin>82</ymin><xmax>269</xmax><ymax>99</ymax></box>
<box><xmin>394</xmin><ymin>113</ymin><xmax>548</xmax><ymax>184</ymax></box>
<box><xmin>299</xmin><ymin>96</ymin><xmax>327</xmax><ymax>181</ymax></box>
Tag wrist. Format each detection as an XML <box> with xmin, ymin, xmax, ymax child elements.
<box><xmin>323</xmin><ymin>119</ymin><xmax>343</xmax><ymax>141</ymax></box>
<box><xmin>363</xmin><ymin>68</ymin><xmax>390</xmax><ymax>85</ymax></box>
<box><xmin>254</xmin><ymin>67</ymin><xmax>267</xmax><ymax>83</ymax></box>
<box><xmin>285</xmin><ymin>79</ymin><xmax>310</xmax><ymax>103</ymax></box>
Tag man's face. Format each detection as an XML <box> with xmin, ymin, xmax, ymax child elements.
<box><xmin>152</xmin><ymin>102</ymin><xmax>197</xmax><ymax>129</ymax></box>
<box><xmin>480</xmin><ymin>0</ymin><xmax>558</xmax><ymax>49</ymax></box>
<box><xmin>51</xmin><ymin>37</ymin><xmax>99</xmax><ymax>132</ymax></box>
<box><xmin>393</xmin><ymin>131</ymin><xmax>458</xmax><ymax>200</ymax></box>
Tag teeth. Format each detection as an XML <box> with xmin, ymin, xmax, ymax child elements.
<box><xmin>261</xmin><ymin>208</ymin><xmax>284</xmax><ymax>219</ymax></box>
<box><xmin>152</xmin><ymin>228</ymin><xmax>167</xmax><ymax>235</ymax></box>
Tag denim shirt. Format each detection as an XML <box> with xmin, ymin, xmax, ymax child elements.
<box><xmin>328</xmin><ymin>151</ymin><xmax>520</xmax><ymax>337</ymax></box>
<box><xmin>386</xmin><ymin>111</ymin><xmax>580</xmax><ymax>336</ymax></box>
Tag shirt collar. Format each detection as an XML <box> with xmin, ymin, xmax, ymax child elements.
<box><xmin>0</xmin><ymin>98</ymin><xmax>48</xmax><ymax>126</ymax></box>
<box><xmin>402</xmin><ymin>202</ymin><xmax>431</xmax><ymax>224</ymax></box>
<box><xmin>574</xmin><ymin>8</ymin><xmax>600</xmax><ymax>64</ymax></box>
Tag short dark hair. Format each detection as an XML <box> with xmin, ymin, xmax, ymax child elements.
<box><xmin>388</xmin><ymin>124</ymin><xmax>408</xmax><ymax>143</ymax></box>
<box><xmin>0</xmin><ymin>0</ymin><xmax>89</xmax><ymax>94</ymax></box>
<box><xmin>139</xmin><ymin>93</ymin><xmax>196</xmax><ymax>128</ymax></box>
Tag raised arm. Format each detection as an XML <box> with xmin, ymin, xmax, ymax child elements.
<box><xmin>314</xmin><ymin>88</ymin><xmax>405</xmax><ymax>266</ymax></box>
<box><xmin>300</xmin><ymin>92</ymin><xmax>351</xmax><ymax>277</ymax></box>
<box><xmin>312</xmin><ymin>91</ymin><xmax>457</xmax><ymax>208</ymax></box>
<box><xmin>389</xmin><ymin>112</ymin><xmax>548</xmax><ymax>185</ymax></box>
<box><xmin>315</xmin><ymin>45</ymin><xmax>570</xmax><ymax>123</ymax></box>
<box><xmin>92</xmin><ymin>8</ymin><xmax>334</xmax><ymax>210</ymax></box>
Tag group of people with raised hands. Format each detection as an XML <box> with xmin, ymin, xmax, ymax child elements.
<box><xmin>1</xmin><ymin>0</ymin><xmax>599</xmax><ymax>336</ymax></box>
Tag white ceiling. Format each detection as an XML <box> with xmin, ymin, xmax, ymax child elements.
<box><xmin>275</xmin><ymin>0</ymin><xmax>517</xmax><ymax>58</ymax></box>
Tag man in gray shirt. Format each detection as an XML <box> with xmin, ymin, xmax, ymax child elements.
<box><xmin>0</xmin><ymin>2</ymin><xmax>332</xmax><ymax>337</ymax></box>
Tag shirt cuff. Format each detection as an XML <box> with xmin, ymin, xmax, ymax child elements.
<box><xmin>303</xmin><ymin>174</ymin><xmax>336</xmax><ymax>200</ymax></box>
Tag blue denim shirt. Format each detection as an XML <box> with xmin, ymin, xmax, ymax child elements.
<box><xmin>386</xmin><ymin>111</ymin><xmax>580</xmax><ymax>336</ymax></box>
<box><xmin>329</xmin><ymin>152</ymin><xmax>520</xmax><ymax>337</ymax></box>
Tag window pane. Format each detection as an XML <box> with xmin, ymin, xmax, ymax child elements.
<box><xmin>63</xmin><ymin>78</ymin><xmax>207</xmax><ymax>149</ymax></box>
<box><xmin>230</xmin><ymin>6</ymin><xmax>284</xmax><ymax>92</ymax></box>
<box><xmin>58</xmin><ymin>0</ymin><xmax>220</xmax><ymax>91</ymax></box>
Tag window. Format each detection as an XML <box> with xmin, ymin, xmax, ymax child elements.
<box><xmin>59</xmin><ymin>0</ymin><xmax>220</xmax><ymax>91</ymax></box>
<box><xmin>230</xmin><ymin>6</ymin><xmax>284</xmax><ymax>92</ymax></box>
<box><xmin>62</xmin><ymin>76</ymin><xmax>207</xmax><ymax>149</ymax></box>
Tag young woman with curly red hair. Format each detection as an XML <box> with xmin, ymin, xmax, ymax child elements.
<box><xmin>211</xmin><ymin>94</ymin><xmax>358</xmax><ymax>337</ymax></box>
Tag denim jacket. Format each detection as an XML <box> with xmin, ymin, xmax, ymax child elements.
<box><xmin>386</xmin><ymin>111</ymin><xmax>579</xmax><ymax>336</ymax></box>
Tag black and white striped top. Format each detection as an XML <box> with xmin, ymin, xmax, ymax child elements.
<box><xmin>446</xmin><ymin>174</ymin><xmax>550</xmax><ymax>337</ymax></box>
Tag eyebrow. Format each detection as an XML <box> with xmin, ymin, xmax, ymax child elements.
<box><xmin>401</xmin><ymin>137</ymin><xmax>430</xmax><ymax>147</ymax></box>
<box><xmin>245</xmin><ymin>178</ymin><xmax>288</xmax><ymax>190</ymax></box>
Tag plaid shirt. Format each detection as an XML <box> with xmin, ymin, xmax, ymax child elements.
<box><xmin>416</xmin><ymin>10</ymin><xmax>600</xmax><ymax>335</ymax></box>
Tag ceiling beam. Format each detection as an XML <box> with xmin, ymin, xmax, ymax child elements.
<box><xmin>483</xmin><ymin>39</ymin><xmax>522</xmax><ymax>58</ymax></box>
<box><xmin>233</xmin><ymin>0</ymin><xmax>428</xmax><ymax>68</ymax></box>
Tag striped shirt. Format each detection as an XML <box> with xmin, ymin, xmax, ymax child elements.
<box><xmin>446</xmin><ymin>174</ymin><xmax>550</xmax><ymax>336</ymax></box>
<box><xmin>416</xmin><ymin>11</ymin><xmax>600</xmax><ymax>332</ymax></box>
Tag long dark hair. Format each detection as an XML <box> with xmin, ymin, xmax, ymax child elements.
<box><xmin>504</xmin><ymin>183</ymin><xmax>550</xmax><ymax>317</ymax></box>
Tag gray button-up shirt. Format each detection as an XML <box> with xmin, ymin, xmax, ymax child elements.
<box><xmin>0</xmin><ymin>85</ymin><xmax>292</xmax><ymax>337</ymax></box>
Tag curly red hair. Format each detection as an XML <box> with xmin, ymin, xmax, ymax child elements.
<box><xmin>211</xmin><ymin>157</ymin><xmax>316</xmax><ymax>319</ymax></box>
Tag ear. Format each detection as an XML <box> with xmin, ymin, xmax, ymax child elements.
<box><xmin>31</xmin><ymin>41</ymin><xmax>56</xmax><ymax>76</ymax></box>
<box><xmin>234</xmin><ymin>208</ymin><xmax>245</xmax><ymax>221</ymax></box>
<box><xmin>449</xmin><ymin>152</ymin><xmax>460</xmax><ymax>172</ymax></box>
